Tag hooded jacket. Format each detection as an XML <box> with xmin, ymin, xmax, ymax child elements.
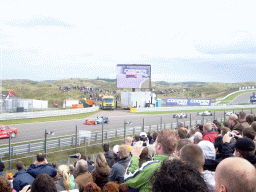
<box><xmin>109</xmin><ymin>156</ymin><xmax>131</xmax><ymax>184</ymax></box>
<box><xmin>13</xmin><ymin>169</ymin><xmax>34</xmax><ymax>192</ymax></box>
<box><xmin>203</xmin><ymin>131</ymin><xmax>218</xmax><ymax>143</ymax></box>
<box><xmin>124</xmin><ymin>155</ymin><xmax>170</xmax><ymax>192</ymax></box>
<box><xmin>27</xmin><ymin>163</ymin><xmax>57</xmax><ymax>178</ymax></box>
<box><xmin>91</xmin><ymin>161</ymin><xmax>111</xmax><ymax>189</ymax></box>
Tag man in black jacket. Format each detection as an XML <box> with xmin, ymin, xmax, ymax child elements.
<box><xmin>27</xmin><ymin>153</ymin><xmax>57</xmax><ymax>178</ymax></box>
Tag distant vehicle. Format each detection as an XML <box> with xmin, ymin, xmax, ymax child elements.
<box><xmin>197</xmin><ymin>111</ymin><xmax>213</xmax><ymax>116</ymax></box>
<box><xmin>224</xmin><ymin>111</ymin><xmax>239</xmax><ymax>116</ymax></box>
<box><xmin>0</xmin><ymin>125</ymin><xmax>18</xmax><ymax>138</ymax></box>
<box><xmin>126</xmin><ymin>70</ymin><xmax>137</xmax><ymax>78</ymax></box>
<box><xmin>101</xmin><ymin>96</ymin><xmax>115</xmax><ymax>110</ymax></box>
<box><xmin>173</xmin><ymin>113</ymin><xmax>188</xmax><ymax>119</ymax></box>
<box><xmin>84</xmin><ymin>117</ymin><xmax>109</xmax><ymax>125</ymax></box>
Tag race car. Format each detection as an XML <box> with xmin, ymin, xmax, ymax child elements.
<box><xmin>173</xmin><ymin>113</ymin><xmax>188</xmax><ymax>119</ymax></box>
<box><xmin>197</xmin><ymin>111</ymin><xmax>213</xmax><ymax>116</ymax></box>
<box><xmin>0</xmin><ymin>125</ymin><xmax>18</xmax><ymax>138</ymax></box>
<box><xmin>84</xmin><ymin>117</ymin><xmax>109</xmax><ymax>125</ymax></box>
<box><xmin>224</xmin><ymin>111</ymin><xmax>239</xmax><ymax>117</ymax></box>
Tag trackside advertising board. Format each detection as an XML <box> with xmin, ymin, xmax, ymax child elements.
<box><xmin>166</xmin><ymin>98</ymin><xmax>211</xmax><ymax>106</ymax></box>
<box><xmin>250</xmin><ymin>97</ymin><xmax>256</xmax><ymax>103</ymax></box>
<box><xmin>116</xmin><ymin>64</ymin><xmax>151</xmax><ymax>88</ymax></box>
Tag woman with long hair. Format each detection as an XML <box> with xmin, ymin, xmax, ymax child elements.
<box><xmin>91</xmin><ymin>153</ymin><xmax>111</xmax><ymax>189</ymax></box>
<box><xmin>56</xmin><ymin>165</ymin><xmax>78</xmax><ymax>192</ymax></box>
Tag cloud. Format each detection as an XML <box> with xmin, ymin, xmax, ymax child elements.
<box><xmin>3</xmin><ymin>15</ymin><xmax>74</xmax><ymax>28</ymax></box>
<box><xmin>194</xmin><ymin>31</ymin><xmax>256</xmax><ymax>55</ymax></box>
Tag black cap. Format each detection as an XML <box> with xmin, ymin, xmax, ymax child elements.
<box><xmin>234</xmin><ymin>138</ymin><xmax>255</xmax><ymax>151</ymax></box>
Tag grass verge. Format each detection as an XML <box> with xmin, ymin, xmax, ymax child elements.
<box><xmin>221</xmin><ymin>90</ymin><xmax>255</xmax><ymax>101</ymax></box>
<box><xmin>0</xmin><ymin>110</ymin><xmax>100</xmax><ymax>125</ymax></box>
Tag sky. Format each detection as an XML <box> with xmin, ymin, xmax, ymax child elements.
<box><xmin>1</xmin><ymin>0</ymin><xmax>256</xmax><ymax>83</ymax></box>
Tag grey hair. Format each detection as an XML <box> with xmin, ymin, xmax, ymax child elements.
<box><xmin>194</xmin><ymin>132</ymin><xmax>203</xmax><ymax>143</ymax></box>
<box><xmin>76</xmin><ymin>159</ymin><xmax>88</xmax><ymax>173</ymax></box>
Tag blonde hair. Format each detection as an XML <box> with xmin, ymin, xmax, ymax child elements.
<box><xmin>58</xmin><ymin>165</ymin><xmax>72</xmax><ymax>191</ymax></box>
<box><xmin>118</xmin><ymin>145</ymin><xmax>130</xmax><ymax>158</ymax></box>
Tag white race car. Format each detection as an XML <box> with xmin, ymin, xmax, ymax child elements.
<box><xmin>197</xmin><ymin>111</ymin><xmax>213</xmax><ymax>116</ymax></box>
<box><xmin>173</xmin><ymin>113</ymin><xmax>188</xmax><ymax>119</ymax></box>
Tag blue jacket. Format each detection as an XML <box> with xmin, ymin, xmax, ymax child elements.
<box><xmin>27</xmin><ymin>163</ymin><xmax>57</xmax><ymax>178</ymax></box>
<box><xmin>13</xmin><ymin>169</ymin><xmax>34</xmax><ymax>192</ymax></box>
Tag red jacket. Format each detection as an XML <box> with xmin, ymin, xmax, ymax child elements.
<box><xmin>203</xmin><ymin>131</ymin><xmax>218</xmax><ymax>143</ymax></box>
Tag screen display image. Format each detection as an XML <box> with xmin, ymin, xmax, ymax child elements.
<box><xmin>116</xmin><ymin>64</ymin><xmax>151</xmax><ymax>88</ymax></box>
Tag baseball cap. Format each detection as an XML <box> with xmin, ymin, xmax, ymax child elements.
<box><xmin>234</xmin><ymin>138</ymin><xmax>255</xmax><ymax>151</ymax></box>
<box><xmin>140</xmin><ymin>132</ymin><xmax>147</xmax><ymax>138</ymax></box>
<box><xmin>113</xmin><ymin>145</ymin><xmax>119</xmax><ymax>154</ymax></box>
<box><xmin>229</xmin><ymin>114</ymin><xmax>238</xmax><ymax>120</ymax></box>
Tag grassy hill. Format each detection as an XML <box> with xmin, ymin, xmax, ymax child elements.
<box><xmin>3</xmin><ymin>79</ymin><xmax>256</xmax><ymax>107</ymax></box>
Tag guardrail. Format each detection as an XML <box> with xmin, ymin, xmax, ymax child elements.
<box><xmin>0</xmin><ymin>117</ymin><xmax>225</xmax><ymax>158</ymax></box>
<box><xmin>0</xmin><ymin>107</ymin><xmax>99</xmax><ymax>120</ymax></box>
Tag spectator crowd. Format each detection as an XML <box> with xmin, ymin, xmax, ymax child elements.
<box><xmin>1</xmin><ymin>111</ymin><xmax>256</xmax><ymax>191</ymax></box>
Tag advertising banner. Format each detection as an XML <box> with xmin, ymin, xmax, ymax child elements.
<box><xmin>166</xmin><ymin>98</ymin><xmax>211</xmax><ymax>106</ymax></box>
<box><xmin>250</xmin><ymin>96</ymin><xmax>256</xmax><ymax>103</ymax></box>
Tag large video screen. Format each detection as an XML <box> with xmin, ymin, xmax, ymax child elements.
<box><xmin>116</xmin><ymin>64</ymin><xmax>151</xmax><ymax>88</ymax></box>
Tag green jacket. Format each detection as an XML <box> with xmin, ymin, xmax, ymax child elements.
<box><xmin>124</xmin><ymin>155</ymin><xmax>169</xmax><ymax>192</ymax></box>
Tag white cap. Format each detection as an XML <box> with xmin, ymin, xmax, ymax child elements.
<box><xmin>140</xmin><ymin>132</ymin><xmax>147</xmax><ymax>137</ymax></box>
<box><xmin>113</xmin><ymin>145</ymin><xmax>119</xmax><ymax>154</ymax></box>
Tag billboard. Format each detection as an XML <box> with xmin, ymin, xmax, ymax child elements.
<box><xmin>250</xmin><ymin>96</ymin><xmax>256</xmax><ymax>103</ymax></box>
<box><xmin>166</xmin><ymin>98</ymin><xmax>211</xmax><ymax>106</ymax></box>
<box><xmin>116</xmin><ymin>64</ymin><xmax>151</xmax><ymax>88</ymax></box>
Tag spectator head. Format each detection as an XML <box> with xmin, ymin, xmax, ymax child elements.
<box><xmin>180</xmin><ymin>144</ymin><xmax>205</xmax><ymax>172</ymax></box>
<box><xmin>0</xmin><ymin>176</ymin><xmax>11</xmax><ymax>192</ymax></box>
<box><xmin>0</xmin><ymin>161</ymin><xmax>5</xmax><ymax>172</ymax></box>
<box><xmin>221</xmin><ymin>127</ymin><xmax>231</xmax><ymax>137</ymax></box>
<box><xmin>229</xmin><ymin>114</ymin><xmax>238</xmax><ymax>126</ymax></box>
<box><xmin>223</xmin><ymin>121</ymin><xmax>231</xmax><ymax>128</ymax></box>
<box><xmin>69</xmin><ymin>165</ymin><xmax>74</xmax><ymax>174</ymax></box>
<box><xmin>155</xmin><ymin>130</ymin><xmax>177</xmax><ymax>155</ymax></box>
<box><xmin>76</xmin><ymin>159</ymin><xmax>88</xmax><ymax>173</ymax></box>
<box><xmin>52</xmin><ymin>162</ymin><xmax>57</xmax><ymax>169</ymax></box>
<box><xmin>176</xmin><ymin>139</ymin><xmax>192</xmax><ymax>157</ymax></box>
<box><xmin>31</xmin><ymin>173</ymin><xmax>57</xmax><ymax>192</ymax></box>
<box><xmin>16</xmin><ymin>161</ymin><xmax>25</xmax><ymax>171</ymax></box>
<box><xmin>151</xmin><ymin>159</ymin><xmax>209</xmax><ymax>192</ymax></box>
<box><xmin>203</xmin><ymin>123</ymin><xmax>211</xmax><ymax>134</ymax></box>
<box><xmin>152</xmin><ymin>132</ymin><xmax>158</xmax><ymax>141</ymax></box>
<box><xmin>57</xmin><ymin>165</ymin><xmax>72</xmax><ymax>191</ymax></box>
<box><xmin>215</xmin><ymin>157</ymin><xmax>256</xmax><ymax>192</ymax></box>
<box><xmin>246</xmin><ymin>115</ymin><xmax>255</xmax><ymax>125</ymax></box>
<box><xmin>36</xmin><ymin>153</ymin><xmax>45</xmax><ymax>162</ymax></box>
<box><xmin>87</xmin><ymin>155</ymin><xmax>92</xmax><ymax>161</ymax></box>
<box><xmin>213</xmin><ymin>120</ymin><xmax>221</xmax><ymax>129</ymax></box>
<box><xmin>103</xmin><ymin>182</ymin><xmax>119</xmax><ymax>192</ymax></box>
<box><xmin>251</xmin><ymin>121</ymin><xmax>256</xmax><ymax>132</ymax></box>
<box><xmin>177</xmin><ymin>128</ymin><xmax>188</xmax><ymax>139</ymax></box>
<box><xmin>215</xmin><ymin>126</ymin><xmax>221</xmax><ymax>135</ymax></box>
<box><xmin>242</xmin><ymin>128</ymin><xmax>256</xmax><ymax>140</ymax></box>
<box><xmin>147</xmin><ymin>132</ymin><xmax>151</xmax><ymax>137</ymax></box>
<box><xmin>139</xmin><ymin>132</ymin><xmax>148</xmax><ymax>141</ymax></box>
<box><xmin>118</xmin><ymin>145</ymin><xmax>130</xmax><ymax>159</ymax></box>
<box><xmin>234</xmin><ymin>138</ymin><xmax>255</xmax><ymax>158</ymax></box>
<box><xmin>139</xmin><ymin>147</ymin><xmax>148</xmax><ymax>160</ymax></box>
<box><xmin>189</xmin><ymin>127</ymin><xmax>196</xmax><ymax>136</ymax></box>
<box><xmin>125</xmin><ymin>137</ymin><xmax>133</xmax><ymax>146</ymax></box>
<box><xmin>194</xmin><ymin>132</ymin><xmax>203</xmax><ymax>144</ymax></box>
<box><xmin>103</xmin><ymin>144</ymin><xmax>110</xmax><ymax>152</ymax></box>
<box><xmin>239</xmin><ymin>112</ymin><xmax>246</xmax><ymax>120</ymax></box>
<box><xmin>95</xmin><ymin>153</ymin><xmax>108</xmax><ymax>169</ymax></box>
<box><xmin>214</xmin><ymin>136</ymin><xmax>223</xmax><ymax>154</ymax></box>
<box><xmin>79</xmin><ymin>182</ymin><xmax>101</xmax><ymax>192</ymax></box>
<box><xmin>198</xmin><ymin>140</ymin><xmax>216</xmax><ymax>160</ymax></box>
<box><xmin>134</xmin><ymin>134</ymin><xmax>140</xmax><ymax>142</ymax></box>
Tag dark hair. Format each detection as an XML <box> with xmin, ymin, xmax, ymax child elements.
<box><xmin>243</xmin><ymin>128</ymin><xmax>256</xmax><ymax>140</ymax></box>
<box><xmin>239</xmin><ymin>112</ymin><xmax>246</xmax><ymax>119</ymax></box>
<box><xmin>176</xmin><ymin>139</ymin><xmax>192</xmax><ymax>152</ymax></box>
<box><xmin>0</xmin><ymin>161</ymin><xmax>5</xmax><ymax>172</ymax></box>
<box><xmin>251</xmin><ymin>122</ymin><xmax>256</xmax><ymax>132</ymax></box>
<box><xmin>134</xmin><ymin>134</ymin><xmax>140</xmax><ymax>142</ymax></box>
<box><xmin>246</xmin><ymin>115</ymin><xmax>255</xmax><ymax>125</ymax></box>
<box><xmin>16</xmin><ymin>161</ymin><xmax>25</xmax><ymax>171</ymax></box>
<box><xmin>151</xmin><ymin>159</ymin><xmax>209</xmax><ymax>192</ymax></box>
<box><xmin>214</xmin><ymin>136</ymin><xmax>223</xmax><ymax>153</ymax></box>
<box><xmin>213</xmin><ymin>120</ymin><xmax>221</xmax><ymax>128</ymax></box>
<box><xmin>103</xmin><ymin>144</ymin><xmax>109</xmax><ymax>152</ymax></box>
<box><xmin>177</xmin><ymin>128</ymin><xmax>188</xmax><ymax>139</ymax></box>
<box><xmin>223</xmin><ymin>121</ymin><xmax>231</xmax><ymax>128</ymax></box>
<box><xmin>52</xmin><ymin>163</ymin><xmax>57</xmax><ymax>169</ymax></box>
<box><xmin>152</xmin><ymin>132</ymin><xmax>158</xmax><ymax>141</ymax></box>
<box><xmin>79</xmin><ymin>182</ymin><xmax>101</xmax><ymax>192</ymax></box>
<box><xmin>31</xmin><ymin>173</ymin><xmax>57</xmax><ymax>192</ymax></box>
<box><xmin>36</xmin><ymin>153</ymin><xmax>45</xmax><ymax>162</ymax></box>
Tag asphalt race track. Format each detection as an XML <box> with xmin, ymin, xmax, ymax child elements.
<box><xmin>0</xmin><ymin>109</ymin><xmax>254</xmax><ymax>145</ymax></box>
<box><xmin>230</xmin><ymin>92</ymin><xmax>255</xmax><ymax>104</ymax></box>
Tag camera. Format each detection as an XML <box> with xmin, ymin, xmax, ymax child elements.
<box><xmin>142</xmin><ymin>142</ymin><xmax>147</xmax><ymax>147</ymax></box>
<box><xmin>229</xmin><ymin>132</ymin><xmax>235</xmax><ymax>138</ymax></box>
<box><xmin>70</xmin><ymin>154</ymin><xmax>79</xmax><ymax>159</ymax></box>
